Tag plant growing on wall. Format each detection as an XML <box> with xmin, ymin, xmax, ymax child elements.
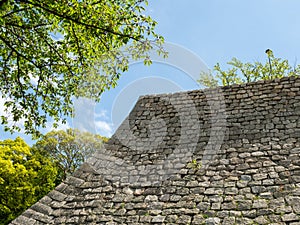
<box><xmin>187</xmin><ymin>158</ymin><xmax>202</xmax><ymax>171</ymax></box>
<box><xmin>198</xmin><ymin>49</ymin><xmax>300</xmax><ymax>87</ymax></box>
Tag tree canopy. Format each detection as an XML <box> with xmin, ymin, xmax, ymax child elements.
<box><xmin>0</xmin><ymin>137</ymin><xmax>58</xmax><ymax>224</ymax></box>
<box><xmin>198</xmin><ymin>50</ymin><xmax>300</xmax><ymax>87</ymax></box>
<box><xmin>0</xmin><ymin>0</ymin><xmax>165</xmax><ymax>137</ymax></box>
<box><xmin>33</xmin><ymin>128</ymin><xmax>107</xmax><ymax>181</ymax></box>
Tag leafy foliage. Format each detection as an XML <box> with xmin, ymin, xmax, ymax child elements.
<box><xmin>0</xmin><ymin>137</ymin><xmax>57</xmax><ymax>224</ymax></box>
<box><xmin>0</xmin><ymin>0</ymin><xmax>165</xmax><ymax>137</ymax></box>
<box><xmin>199</xmin><ymin>50</ymin><xmax>300</xmax><ymax>87</ymax></box>
<box><xmin>187</xmin><ymin>159</ymin><xmax>202</xmax><ymax>171</ymax></box>
<box><xmin>33</xmin><ymin>129</ymin><xmax>107</xmax><ymax>182</ymax></box>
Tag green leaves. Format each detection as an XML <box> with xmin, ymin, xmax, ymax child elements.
<box><xmin>0</xmin><ymin>137</ymin><xmax>58</xmax><ymax>224</ymax></box>
<box><xmin>0</xmin><ymin>0</ymin><xmax>165</xmax><ymax>137</ymax></box>
<box><xmin>33</xmin><ymin>128</ymin><xmax>108</xmax><ymax>182</ymax></box>
<box><xmin>198</xmin><ymin>50</ymin><xmax>300</xmax><ymax>88</ymax></box>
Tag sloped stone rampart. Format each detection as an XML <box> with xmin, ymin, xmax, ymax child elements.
<box><xmin>11</xmin><ymin>76</ymin><xmax>300</xmax><ymax>224</ymax></box>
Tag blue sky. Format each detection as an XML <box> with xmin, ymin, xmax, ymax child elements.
<box><xmin>149</xmin><ymin>0</ymin><xmax>300</xmax><ymax>66</ymax></box>
<box><xmin>2</xmin><ymin>0</ymin><xmax>300</xmax><ymax>144</ymax></box>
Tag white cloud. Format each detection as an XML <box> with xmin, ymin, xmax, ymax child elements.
<box><xmin>72</xmin><ymin>102</ymin><xmax>113</xmax><ymax>137</ymax></box>
<box><xmin>94</xmin><ymin>109</ymin><xmax>113</xmax><ymax>137</ymax></box>
<box><xmin>95</xmin><ymin>120</ymin><xmax>113</xmax><ymax>137</ymax></box>
<box><xmin>95</xmin><ymin>109</ymin><xmax>109</xmax><ymax>120</ymax></box>
<box><xmin>29</xmin><ymin>72</ymin><xmax>39</xmax><ymax>86</ymax></box>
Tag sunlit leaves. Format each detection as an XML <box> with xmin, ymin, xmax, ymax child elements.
<box><xmin>0</xmin><ymin>0</ymin><xmax>165</xmax><ymax>137</ymax></box>
<box><xmin>33</xmin><ymin>128</ymin><xmax>108</xmax><ymax>182</ymax></box>
<box><xmin>198</xmin><ymin>51</ymin><xmax>300</xmax><ymax>88</ymax></box>
<box><xmin>0</xmin><ymin>137</ymin><xmax>58</xmax><ymax>224</ymax></box>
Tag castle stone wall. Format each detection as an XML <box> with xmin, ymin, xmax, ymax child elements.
<box><xmin>11</xmin><ymin>76</ymin><xmax>300</xmax><ymax>224</ymax></box>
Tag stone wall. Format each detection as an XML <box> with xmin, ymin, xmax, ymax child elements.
<box><xmin>11</xmin><ymin>76</ymin><xmax>300</xmax><ymax>224</ymax></box>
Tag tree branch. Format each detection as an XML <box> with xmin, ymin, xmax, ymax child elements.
<box><xmin>33</xmin><ymin>28</ymin><xmax>75</xmax><ymax>77</ymax></box>
<box><xmin>2</xmin><ymin>7</ymin><xmax>31</xmax><ymax>18</ymax></box>
<box><xmin>5</xmin><ymin>21</ymin><xmax>52</xmax><ymax>29</ymax></box>
<box><xmin>2</xmin><ymin>50</ymin><xmax>12</xmax><ymax>88</ymax></box>
<box><xmin>23</xmin><ymin>0</ymin><xmax>141</xmax><ymax>41</ymax></box>
<box><xmin>0</xmin><ymin>35</ymin><xmax>40</xmax><ymax>68</ymax></box>
<box><xmin>71</xmin><ymin>25</ymin><xmax>84</xmax><ymax>65</ymax></box>
<box><xmin>16</xmin><ymin>54</ymin><xmax>26</xmax><ymax>106</ymax></box>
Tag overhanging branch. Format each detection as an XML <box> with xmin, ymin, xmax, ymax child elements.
<box><xmin>22</xmin><ymin>0</ymin><xmax>141</xmax><ymax>42</ymax></box>
<box><xmin>0</xmin><ymin>35</ymin><xmax>40</xmax><ymax>68</ymax></box>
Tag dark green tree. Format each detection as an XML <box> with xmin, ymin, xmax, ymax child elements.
<box><xmin>0</xmin><ymin>0</ymin><xmax>165</xmax><ymax>137</ymax></box>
